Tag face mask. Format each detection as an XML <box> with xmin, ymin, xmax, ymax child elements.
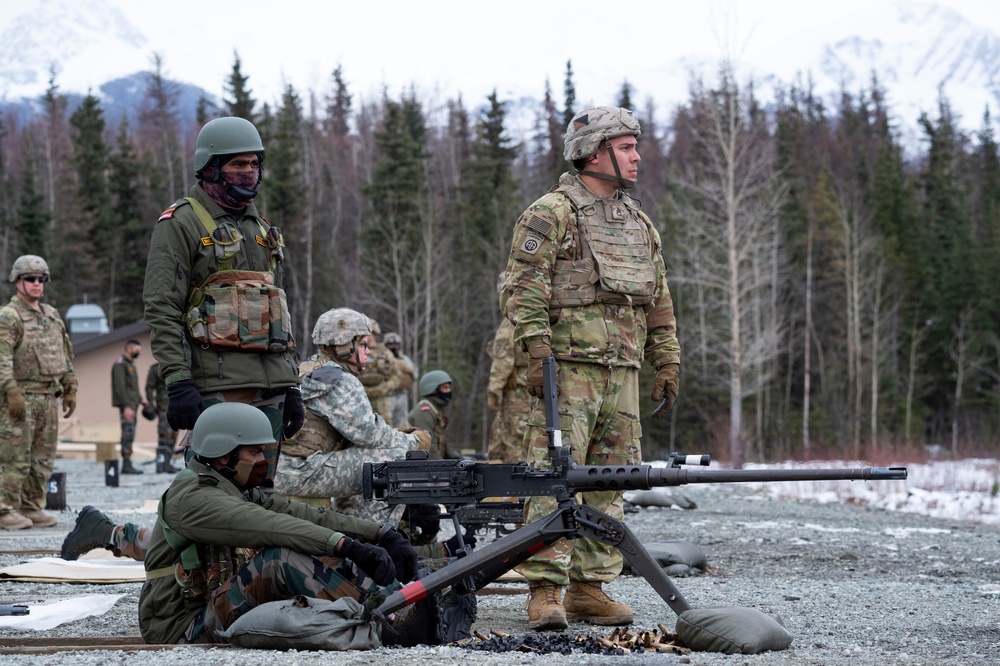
<box><xmin>230</xmin><ymin>458</ymin><xmax>257</xmax><ymax>487</ymax></box>
<box><xmin>245</xmin><ymin>460</ymin><xmax>269</xmax><ymax>489</ymax></box>
<box><xmin>436</xmin><ymin>390</ymin><xmax>452</xmax><ymax>405</ymax></box>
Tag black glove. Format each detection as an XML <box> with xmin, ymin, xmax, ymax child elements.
<box><xmin>166</xmin><ymin>379</ymin><xmax>205</xmax><ymax>431</ymax></box>
<box><xmin>377</xmin><ymin>527</ymin><xmax>419</xmax><ymax>583</ymax></box>
<box><xmin>282</xmin><ymin>386</ymin><xmax>305</xmax><ymax>439</ymax></box>
<box><xmin>405</xmin><ymin>503</ymin><xmax>442</xmax><ymax>540</ymax></box>
<box><xmin>443</xmin><ymin>530</ymin><xmax>477</xmax><ymax>556</ymax></box>
<box><xmin>337</xmin><ymin>536</ymin><xmax>396</xmax><ymax>586</ymax></box>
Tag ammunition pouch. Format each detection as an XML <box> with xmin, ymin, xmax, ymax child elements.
<box><xmin>186</xmin><ymin>270</ymin><xmax>294</xmax><ymax>353</ymax></box>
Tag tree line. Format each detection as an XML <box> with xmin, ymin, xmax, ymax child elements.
<box><xmin>1</xmin><ymin>54</ymin><xmax>997</xmax><ymax>463</ymax></box>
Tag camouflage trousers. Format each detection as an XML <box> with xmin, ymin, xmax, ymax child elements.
<box><xmin>181</xmin><ymin>546</ymin><xmax>398</xmax><ymax>643</ymax></box>
<box><xmin>388</xmin><ymin>391</ymin><xmax>409</xmax><ymax>428</ymax></box>
<box><xmin>487</xmin><ymin>387</ymin><xmax>530</xmax><ymax>463</ymax></box>
<box><xmin>0</xmin><ymin>392</ymin><xmax>58</xmax><ymax>513</ymax></box>
<box><xmin>201</xmin><ymin>389</ymin><xmax>286</xmax><ymax>487</ymax></box>
<box><xmin>111</xmin><ymin>522</ymin><xmax>150</xmax><ymax>561</ymax></box>
<box><xmin>156</xmin><ymin>415</ymin><xmax>178</xmax><ymax>449</ymax></box>
<box><xmin>119</xmin><ymin>407</ymin><xmax>137</xmax><ymax>458</ymax></box>
<box><xmin>515</xmin><ymin>362</ymin><xmax>641</xmax><ymax>586</ymax></box>
<box><xmin>274</xmin><ymin>447</ymin><xmax>407</xmax><ymax>526</ymax></box>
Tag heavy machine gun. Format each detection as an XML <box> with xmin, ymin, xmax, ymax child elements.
<box><xmin>362</xmin><ymin>358</ymin><xmax>907</xmax><ymax>625</ymax></box>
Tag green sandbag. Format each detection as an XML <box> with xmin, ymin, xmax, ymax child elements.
<box><xmin>676</xmin><ymin>606</ymin><xmax>793</xmax><ymax>654</ymax></box>
<box><xmin>218</xmin><ymin>595</ymin><xmax>381</xmax><ymax>651</ymax></box>
<box><xmin>622</xmin><ymin>540</ymin><xmax>708</xmax><ymax>577</ymax></box>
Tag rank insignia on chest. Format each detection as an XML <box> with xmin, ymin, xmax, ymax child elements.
<box><xmin>255</xmin><ymin>235</ymin><xmax>267</xmax><ymax>247</ymax></box>
<box><xmin>521</xmin><ymin>235</ymin><xmax>542</xmax><ymax>254</ymax></box>
<box><xmin>200</xmin><ymin>237</ymin><xmax>214</xmax><ymax>247</ymax></box>
<box><xmin>610</xmin><ymin>204</ymin><xmax>626</xmax><ymax>221</ymax></box>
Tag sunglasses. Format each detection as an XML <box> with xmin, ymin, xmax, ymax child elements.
<box><xmin>22</xmin><ymin>275</ymin><xmax>48</xmax><ymax>284</ymax></box>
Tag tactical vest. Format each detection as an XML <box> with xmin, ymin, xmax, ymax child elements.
<box><xmin>4</xmin><ymin>304</ymin><xmax>70</xmax><ymax>382</ymax></box>
<box><xmin>281</xmin><ymin>363</ymin><xmax>350</xmax><ymax>458</ymax></box>
<box><xmin>180</xmin><ymin>197</ymin><xmax>294</xmax><ymax>354</ymax></box>
<box><xmin>548</xmin><ymin>180</ymin><xmax>657</xmax><ymax>308</ymax></box>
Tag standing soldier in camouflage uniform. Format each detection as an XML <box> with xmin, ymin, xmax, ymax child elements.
<box><xmin>407</xmin><ymin>371</ymin><xmax>461</xmax><ymax>459</ymax></box>
<box><xmin>0</xmin><ymin>255</ymin><xmax>77</xmax><ymax>529</ymax></box>
<box><xmin>501</xmin><ymin>106</ymin><xmax>681</xmax><ymax>630</ymax></box>
<box><xmin>274</xmin><ymin>308</ymin><xmax>430</xmax><ymax>524</ymax></box>
<box><xmin>111</xmin><ymin>339</ymin><xmax>148</xmax><ymax>474</ymax></box>
<box><xmin>359</xmin><ymin>321</ymin><xmax>399</xmax><ymax>423</ymax></box>
<box><xmin>145</xmin><ymin>362</ymin><xmax>178</xmax><ymax>473</ymax></box>
<box><xmin>383</xmin><ymin>332</ymin><xmax>417</xmax><ymax>427</ymax></box>
<box><xmin>137</xmin><ymin>402</ymin><xmax>439</xmax><ymax>647</ymax></box>
<box><xmin>486</xmin><ymin>315</ymin><xmax>530</xmax><ymax>463</ymax></box>
<box><xmin>142</xmin><ymin>117</ymin><xmax>304</xmax><ymax>486</ymax></box>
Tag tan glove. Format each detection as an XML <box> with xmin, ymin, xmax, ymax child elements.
<box><xmin>399</xmin><ymin>426</ymin><xmax>433</xmax><ymax>451</ymax></box>
<box><xmin>651</xmin><ymin>362</ymin><xmax>680</xmax><ymax>418</ymax></box>
<box><xmin>62</xmin><ymin>387</ymin><xmax>77</xmax><ymax>418</ymax></box>
<box><xmin>487</xmin><ymin>391</ymin><xmax>502</xmax><ymax>412</ymax></box>
<box><xmin>6</xmin><ymin>388</ymin><xmax>25</xmax><ymax>420</ymax></box>
<box><xmin>525</xmin><ymin>338</ymin><xmax>553</xmax><ymax>399</ymax></box>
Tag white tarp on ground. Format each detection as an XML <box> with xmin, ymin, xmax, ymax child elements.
<box><xmin>0</xmin><ymin>594</ymin><xmax>124</xmax><ymax>631</ymax></box>
<box><xmin>0</xmin><ymin>555</ymin><xmax>145</xmax><ymax>583</ymax></box>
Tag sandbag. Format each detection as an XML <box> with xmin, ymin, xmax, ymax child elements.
<box><xmin>622</xmin><ymin>540</ymin><xmax>708</xmax><ymax>577</ymax></box>
<box><xmin>624</xmin><ymin>489</ymin><xmax>697</xmax><ymax>509</ymax></box>
<box><xmin>218</xmin><ymin>595</ymin><xmax>380</xmax><ymax>651</ymax></box>
<box><xmin>676</xmin><ymin>606</ymin><xmax>793</xmax><ymax>654</ymax></box>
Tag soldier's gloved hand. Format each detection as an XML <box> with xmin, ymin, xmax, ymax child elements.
<box><xmin>443</xmin><ymin>529</ymin><xmax>477</xmax><ymax>556</ymax></box>
<box><xmin>6</xmin><ymin>388</ymin><xmax>25</xmax><ymax>420</ymax></box>
<box><xmin>282</xmin><ymin>386</ymin><xmax>305</xmax><ymax>438</ymax></box>
<box><xmin>525</xmin><ymin>338</ymin><xmax>553</xmax><ymax>399</ymax></box>
<box><xmin>377</xmin><ymin>526</ymin><xmax>419</xmax><ymax>583</ymax></box>
<box><xmin>336</xmin><ymin>536</ymin><xmax>395</xmax><ymax>586</ymax></box>
<box><xmin>487</xmin><ymin>391</ymin><xmax>502</xmax><ymax>412</ymax></box>
<box><xmin>62</xmin><ymin>387</ymin><xmax>77</xmax><ymax>418</ymax></box>
<box><xmin>411</xmin><ymin>428</ymin><xmax>432</xmax><ymax>451</ymax></box>
<box><xmin>166</xmin><ymin>379</ymin><xmax>204</xmax><ymax>431</ymax></box>
<box><xmin>651</xmin><ymin>362</ymin><xmax>680</xmax><ymax>418</ymax></box>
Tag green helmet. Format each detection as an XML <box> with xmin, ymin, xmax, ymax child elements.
<box><xmin>194</xmin><ymin>117</ymin><xmax>265</xmax><ymax>174</ymax></box>
<box><xmin>312</xmin><ymin>308</ymin><xmax>371</xmax><ymax>346</ymax></box>
<box><xmin>563</xmin><ymin>106</ymin><xmax>641</xmax><ymax>162</ymax></box>
<box><xmin>419</xmin><ymin>370</ymin><xmax>453</xmax><ymax>397</ymax></box>
<box><xmin>9</xmin><ymin>255</ymin><xmax>50</xmax><ymax>282</ymax></box>
<box><xmin>190</xmin><ymin>402</ymin><xmax>275</xmax><ymax>459</ymax></box>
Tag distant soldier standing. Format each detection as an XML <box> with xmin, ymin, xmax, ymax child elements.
<box><xmin>501</xmin><ymin>106</ymin><xmax>681</xmax><ymax>630</ymax></box>
<box><xmin>111</xmin><ymin>339</ymin><xmax>148</xmax><ymax>474</ymax></box>
<box><xmin>407</xmin><ymin>371</ymin><xmax>461</xmax><ymax>459</ymax></box>
<box><xmin>486</xmin><ymin>314</ymin><xmax>530</xmax><ymax>462</ymax></box>
<box><xmin>145</xmin><ymin>361</ymin><xmax>178</xmax><ymax>473</ymax></box>
<box><xmin>0</xmin><ymin>255</ymin><xmax>77</xmax><ymax>529</ymax></box>
<box><xmin>359</xmin><ymin>320</ymin><xmax>399</xmax><ymax>423</ymax></box>
<box><xmin>383</xmin><ymin>332</ymin><xmax>417</xmax><ymax>427</ymax></box>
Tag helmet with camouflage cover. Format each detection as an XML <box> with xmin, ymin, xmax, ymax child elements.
<box><xmin>419</xmin><ymin>370</ymin><xmax>453</xmax><ymax>397</ymax></box>
<box><xmin>312</xmin><ymin>308</ymin><xmax>372</xmax><ymax>347</ymax></box>
<box><xmin>9</xmin><ymin>255</ymin><xmax>50</xmax><ymax>282</ymax></box>
<box><xmin>367</xmin><ymin>318</ymin><xmax>382</xmax><ymax>336</ymax></box>
<box><xmin>384</xmin><ymin>332</ymin><xmax>402</xmax><ymax>346</ymax></box>
<box><xmin>194</xmin><ymin>116</ymin><xmax>265</xmax><ymax>175</ymax></box>
<box><xmin>191</xmin><ymin>402</ymin><xmax>275</xmax><ymax>459</ymax></box>
<box><xmin>564</xmin><ymin>106</ymin><xmax>641</xmax><ymax>189</ymax></box>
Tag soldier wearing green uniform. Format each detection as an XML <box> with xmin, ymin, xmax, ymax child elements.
<box><xmin>407</xmin><ymin>371</ymin><xmax>460</xmax><ymax>459</ymax></box>
<box><xmin>0</xmin><ymin>255</ymin><xmax>77</xmax><ymax>530</ymax></box>
<box><xmin>500</xmin><ymin>106</ymin><xmax>681</xmax><ymax>630</ymax></box>
<box><xmin>145</xmin><ymin>361</ymin><xmax>178</xmax><ymax>473</ymax></box>
<box><xmin>111</xmin><ymin>339</ymin><xmax>147</xmax><ymax>474</ymax></box>
<box><xmin>142</xmin><ymin>117</ymin><xmax>304</xmax><ymax>486</ymax></box>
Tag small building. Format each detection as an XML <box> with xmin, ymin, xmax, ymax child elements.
<box><xmin>64</xmin><ymin>302</ymin><xmax>111</xmax><ymax>346</ymax></box>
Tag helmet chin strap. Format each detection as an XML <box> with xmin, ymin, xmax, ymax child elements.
<box><xmin>578</xmin><ymin>140</ymin><xmax>636</xmax><ymax>189</ymax></box>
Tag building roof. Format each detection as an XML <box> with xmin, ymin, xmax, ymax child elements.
<box><xmin>72</xmin><ymin>320</ymin><xmax>150</xmax><ymax>356</ymax></box>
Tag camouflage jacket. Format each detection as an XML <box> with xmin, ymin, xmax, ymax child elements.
<box><xmin>500</xmin><ymin>172</ymin><xmax>679</xmax><ymax>369</ymax></box>
<box><xmin>359</xmin><ymin>342</ymin><xmax>400</xmax><ymax>399</ymax></box>
<box><xmin>139</xmin><ymin>459</ymin><xmax>383</xmax><ymax>644</ymax></box>
<box><xmin>487</xmin><ymin>317</ymin><xmax>528</xmax><ymax>400</ymax></box>
<box><xmin>0</xmin><ymin>295</ymin><xmax>76</xmax><ymax>395</ymax></box>
<box><xmin>111</xmin><ymin>354</ymin><xmax>142</xmax><ymax>408</ymax></box>
<box><xmin>142</xmin><ymin>185</ymin><xmax>299</xmax><ymax>392</ymax></box>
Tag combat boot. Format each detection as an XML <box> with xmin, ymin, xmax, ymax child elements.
<box><xmin>380</xmin><ymin>582</ymin><xmax>443</xmax><ymax>647</ymax></box>
<box><xmin>0</xmin><ymin>510</ymin><xmax>32</xmax><ymax>530</ymax></box>
<box><xmin>563</xmin><ymin>581</ymin><xmax>633</xmax><ymax>626</ymax></box>
<box><xmin>60</xmin><ymin>506</ymin><xmax>115</xmax><ymax>560</ymax></box>
<box><xmin>156</xmin><ymin>447</ymin><xmax>178</xmax><ymax>473</ymax></box>
<box><xmin>121</xmin><ymin>458</ymin><xmax>144</xmax><ymax>474</ymax></box>
<box><xmin>526</xmin><ymin>582</ymin><xmax>567</xmax><ymax>630</ymax></box>
<box><xmin>19</xmin><ymin>509</ymin><xmax>58</xmax><ymax>527</ymax></box>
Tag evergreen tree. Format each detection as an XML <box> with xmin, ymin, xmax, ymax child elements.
<box><xmin>617</xmin><ymin>80</ymin><xmax>633</xmax><ymax>110</ymax></box>
<box><xmin>138</xmin><ymin>53</ymin><xmax>184</xmax><ymax>200</ymax></box>
<box><xmin>68</xmin><ymin>93</ymin><xmax>110</xmax><ymax>306</ymax></box>
<box><xmin>16</xmin><ymin>136</ymin><xmax>50</xmax><ymax>261</ymax></box>
<box><xmin>562</xmin><ymin>60</ymin><xmax>576</xmax><ymax>127</ymax></box>
<box><xmin>223</xmin><ymin>52</ymin><xmax>257</xmax><ymax>122</ymax></box>
<box><xmin>107</xmin><ymin>117</ymin><xmax>147</xmax><ymax>326</ymax></box>
<box><xmin>326</xmin><ymin>64</ymin><xmax>352</xmax><ymax>137</ymax></box>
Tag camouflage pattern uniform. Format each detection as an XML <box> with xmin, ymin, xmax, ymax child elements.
<box><xmin>275</xmin><ymin>351</ymin><xmax>421</xmax><ymax>525</ymax></box>
<box><xmin>388</xmin><ymin>353</ymin><xmax>417</xmax><ymax>428</ymax></box>
<box><xmin>501</xmin><ymin>170</ymin><xmax>679</xmax><ymax>586</ymax></box>
<box><xmin>486</xmin><ymin>317</ymin><xmax>530</xmax><ymax>462</ymax></box>
<box><xmin>146</xmin><ymin>362</ymin><xmax>176</xmax><ymax>450</ymax></box>
<box><xmin>359</xmin><ymin>340</ymin><xmax>400</xmax><ymax>423</ymax></box>
<box><xmin>407</xmin><ymin>396</ymin><xmax>460</xmax><ymax>459</ymax></box>
<box><xmin>111</xmin><ymin>352</ymin><xmax>142</xmax><ymax>459</ymax></box>
<box><xmin>0</xmin><ymin>295</ymin><xmax>76</xmax><ymax>516</ymax></box>
<box><xmin>139</xmin><ymin>461</ymin><xmax>393</xmax><ymax>644</ymax></box>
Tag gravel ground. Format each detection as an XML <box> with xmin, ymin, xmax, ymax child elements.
<box><xmin>1</xmin><ymin>457</ymin><xmax>999</xmax><ymax>665</ymax></box>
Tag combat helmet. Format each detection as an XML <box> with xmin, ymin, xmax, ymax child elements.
<box><xmin>190</xmin><ymin>402</ymin><xmax>275</xmax><ymax>459</ymax></box>
<box><xmin>312</xmin><ymin>308</ymin><xmax>371</xmax><ymax>347</ymax></box>
<box><xmin>384</xmin><ymin>332</ymin><xmax>402</xmax><ymax>346</ymax></box>
<box><xmin>194</xmin><ymin>116</ymin><xmax>265</xmax><ymax>175</ymax></box>
<box><xmin>419</xmin><ymin>370</ymin><xmax>453</xmax><ymax>397</ymax></box>
<box><xmin>563</xmin><ymin>106</ymin><xmax>641</xmax><ymax>188</ymax></box>
<box><xmin>9</xmin><ymin>255</ymin><xmax>50</xmax><ymax>282</ymax></box>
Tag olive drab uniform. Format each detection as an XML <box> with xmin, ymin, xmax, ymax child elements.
<box><xmin>111</xmin><ymin>352</ymin><xmax>142</xmax><ymax>460</ymax></box>
<box><xmin>486</xmin><ymin>317</ymin><xmax>530</xmax><ymax>462</ymax></box>
<box><xmin>146</xmin><ymin>361</ymin><xmax>176</xmax><ymax>450</ymax></box>
<box><xmin>501</xmin><ymin>171</ymin><xmax>679</xmax><ymax>586</ymax></box>
<box><xmin>143</xmin><ymin>186</ymin><xmax>299</xmax><ymax>482</ymax></box>
<box><xmin>0</xmin><ymin>296</ymin><xmax>76</xmax><ymax>516</ymax></box>
<box><xmin>406</xmin><ymin>396</ymin><xmax>459</xmax><ymax>459</ymax></box>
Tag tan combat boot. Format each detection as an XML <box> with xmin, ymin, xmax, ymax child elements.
<box><xmin>526</xmin><ymin>583</ymin><xmax>567</xmax><ymax>630</ymax></box>
<box><xmin>0</xmin><ymin>510</ymin><xmax>33</xmax><ymax>530</ymax></box>
<box><xmin>19</xmin><ymin>509</ymin><xmax>58</xmax><ymax>527</ymax></box>
<box><xmin>563</xmin><ymin>581</ymin><xmax>633</xmax><ymax>626</ymax></box>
